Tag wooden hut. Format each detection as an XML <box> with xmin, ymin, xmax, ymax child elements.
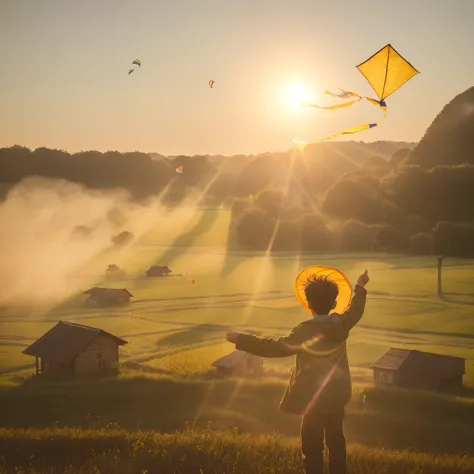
<box><xmin>212</xmin><ymin>350</ymin><xmax>264</xmax><ymax>377</ymax></box>
<box><xmin>371</xmin><ymin>347</ymin><xmax>465</xmax><ymax>392</ymax></box>
<box><xmin>22</xmin><ymin>321</ymin><xmax>127</xmax><ymax>377</ymax></box>
<box><xmin>146</xmin><ymin>266</ymin><xmax>172</xmax><ymax>277</ymax></box>
<box><xmin>83</xmin><ymin>287</ymin><xmax>133</xmax><ymax>307</ymax></box>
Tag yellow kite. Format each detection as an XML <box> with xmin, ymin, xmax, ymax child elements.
<box><xmin>300</xmin><ymin>44</ymin><xmax>418</xmax><ymax>113</ymax></box>
<box><xmin>356</xmin><ymin>43</ymin><xmax>419</xmax><ymax>103</ymax></box>
<box><xmin>294</xmin><ymin>44</ymin><xmax>419</xmax><ymax>145</ymax></box>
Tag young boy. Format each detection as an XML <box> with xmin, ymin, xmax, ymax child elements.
<box><xmin>226</xmin><ymin>269</ymin><xmax>369</xmax><ymax>474</ymax></box>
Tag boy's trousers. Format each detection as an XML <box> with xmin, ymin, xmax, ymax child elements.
<box><xmin>301</xmin><ymin>408</ymin><xmax>346</xmax><ymax>474</ymax></box>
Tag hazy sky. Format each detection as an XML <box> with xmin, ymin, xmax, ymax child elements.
<box><xmin>1</xmin><ymin>0</ymin><xmax>473</xmax><ymax>156</ymax></box>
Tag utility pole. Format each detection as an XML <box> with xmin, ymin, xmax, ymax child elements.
<box><xmin>437</xmin><ymin>255</ymin><xmax>445</xmax><ymax>296</ymax></box>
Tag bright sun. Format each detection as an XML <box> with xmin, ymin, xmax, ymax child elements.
<box><xmin>283</xmin><ymin>83</ymin><xmax>311</xmax><ymax>107</ymax></box>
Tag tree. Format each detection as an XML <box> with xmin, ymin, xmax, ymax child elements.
<box><xmin>299</xmin><ymin>213</ymin><xmax>331</xmax><ymax>251</ymax></box>
<box><xmin>409</xmin><ymin>233</ymin><xmax>433</xmax><ymax>255</ymax></box>
<box><xmin>405</xmin><ymin>215</ymin><xmax>432</xmax><ymax>236</ymax></box>
<box><xmin>409</xmin><ymin>87</ymin><xmax>474</xmax><ymax>169</ymax></box>
<box><xmin>390</xmin><ymin>148</ymin><xmax>411</xmax><ymax>168</ymax></box>
<box><xmin>375</xmin><ymin>225</ymin><xmax>408</xmax><ymax>251</ymax></box>
<box><xmin>112</xmin><ymin>231</ymin><xmax>134</xmax><ymax>246</ymax></box>
<box><xmin>362</xmin><ymin>155</ymin><xmax>390</xmax><ymax>175</ymax></box>
<box><xmin>254</xmin><ymin>187</ymin><xmax>286</xmax><ymax>218</ymax></box>
<box><xmin>236</xmin><ymin>208</ymin><xmax>275</xmax><ymax>249</ymax></box>
<box><xmin>433</xmin><ymin>221</ymin><xmax>474</xmax><ymax>257</ymax></box>
<box><xmin>390</xmin><ymin>165</ymin><xmax>474</xmax><ymax>222</ymax></box>
<box><xmin>234</xmin><ymin>154</ymin><xmax>287</xmax><ymax>197</ymax></box>
<box><xmin>231</xmin><ymin>197</ymin><xmax>253</xmax><ymax>221</ymax></box>
<box><xmin>338</xmin><ymin>220</ymin><xmax>374</xmax><ymax>252</ymax></box>
<box><xmin>322</xmin><ymin>177</ymin><xmax>385</xmax><ymax>224</ymax></box>
<box><xmin>273</xmin><ymin>220</ymin><xmax>301</xmax><ymax>251</ymax></box>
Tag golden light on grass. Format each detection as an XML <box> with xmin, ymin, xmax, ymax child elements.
<box><xmin>223</xmin><ymin>148</ymin><xmax>300</xmax><ymax>410</ymax></box>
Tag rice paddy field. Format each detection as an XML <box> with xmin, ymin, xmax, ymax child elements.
<box><xmin>1</xmin><ymin>207</ymin><xmax>474</xmax><ymax>385</ymax></box>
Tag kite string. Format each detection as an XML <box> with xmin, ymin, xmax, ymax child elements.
<box><xmin>368</xmin><ymin>195</ymin><xmax>390</xmax><ymax>262</ymax></box>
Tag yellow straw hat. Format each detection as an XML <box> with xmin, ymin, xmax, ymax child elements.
<box><xmin>294</xmin><ymin>265</ymin><xmax>352</xmax><ymax>314</ymax></box>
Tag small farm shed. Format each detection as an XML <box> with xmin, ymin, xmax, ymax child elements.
<box><xmin>212</xmin><ymin>350</ymin><xmax>264</xmax><ymax>377</ymax></box>
<box><xmin>371</xmin><ymin>347</ymin><xmax>465</xmax><ymax>391</ymax></box>
<box><xmin>83</xmin><ymin>287</ymin><xmax>133</xmax><ymax>307</ymax></box>
<box><xmin>146</xmin><ymin>266</ymin><xmax>172</xmax><ymax>277</ymax></box>
<box><xmin>22</xmin><ymin>321</ymin><xmax>128</xmax><ymax>377</ymax></box>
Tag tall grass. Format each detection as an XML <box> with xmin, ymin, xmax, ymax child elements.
<box><xmin>1</xmin><ymin>375</ymin><xmax>473</xmax><ymax>457</ymax></box>
<box><xmin>1</xmin><ymin>427</ymin><xmax>473</xmax><ymax>474</ymax></box>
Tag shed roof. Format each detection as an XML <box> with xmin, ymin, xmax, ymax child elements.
<box><xmin>147</xmin><ymin>266</ymin><xmax>171</xmax><ymax>271</ymax></box>
<box><xmin>212</xmin><ymin>350</ymin><xmax>259</xmax><ymax>369</ymax></box>
<box><xmin>22</xmin><ymin>321</ymin><xmax>127</xmax><ymax>363</ymax></box>
<box><xmin>83</xmin><ymin>287</ymin><xmax>133</xmax><ymax>298</ymax></box>
<box><xmin>371</xmin><ymin>347</ymin><xmax>465</xmax><ymax>377</ymax></box>
<box><xmin>371</xmin><ymin>347</ymin><xmax>412</xmax><ymax>370</ymax></box>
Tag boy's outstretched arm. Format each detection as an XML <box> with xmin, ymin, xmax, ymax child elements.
<box><xmin>339</xmin><ymin>269</ymin><xmax>369</xmax><ymax>333</ymax></box>
<box><xmin>226</xmin><ymin>325</ymin><xmax>306</xmax><ymax>358</ymax></box>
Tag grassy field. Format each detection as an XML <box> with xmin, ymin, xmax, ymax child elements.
<box><xmin>1</xmin><ymin>208</ymin><xmax>474</xmax><ymax>384</ymax></box>
<box><xmin>1</xmin><ymin>207</ymin><xmax>473</xmax><ymax>472</ymax></box>
<box><xmin>1</xmin><ymin>426</ymin><xmax>473</xmax><ymax>474</ymax></box>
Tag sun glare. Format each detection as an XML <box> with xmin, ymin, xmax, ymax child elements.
<box><xmin>283</xmin><ymin>82</ymin><xmax>311</xmax><ymax>108</ymax></box>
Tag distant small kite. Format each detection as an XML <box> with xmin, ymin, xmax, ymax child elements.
<box><xmin>176</xmin><ymin>166</ymin><xmax>183</xmax><ymax>173</ymax></box>
<box><xmin>128</xmin><ymin>59</ymin><xmax>141</xmax><ymax>75</ymax></box>
<box><xmin>209</xmin><ymin>80</ymin><xmax>215</xmax><ymax>88</ymax></box>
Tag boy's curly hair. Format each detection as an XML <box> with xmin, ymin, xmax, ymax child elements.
<box><xmin>304</xmin><ymin>276</ymin><xmax>339</xmax><ymax>315</ymax></box>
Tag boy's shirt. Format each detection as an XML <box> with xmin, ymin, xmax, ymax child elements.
<box><xmin>235</xmin><ymin>285</ymin><xmax>367</xmax><ymax>415</ymax></box>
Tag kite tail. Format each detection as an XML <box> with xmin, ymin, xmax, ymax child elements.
<box><xmin>324</xmin><ymin>89</ymin><xmax>362</xmax><ymax>100</ymax></box>
<box><xmin>292</xmin><ymin>122</ymin><xmax>378</xmax><ymax>148</ymax></box>
<box><xmin>365</xmin><ymin>97</ymin><xmax>387</xmax><ymax>115</ymax></box>
<box><xmin>300</xmin><ymin>98</ymin><xmax>362</xmax><ymax>111</ymax></box>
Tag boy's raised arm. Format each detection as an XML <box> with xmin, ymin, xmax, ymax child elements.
<box><xmin>339</xmin><ymin>270</ymin><xmax>369</xmax><ymax>333</ymax></box>
<box><xmin>228</xmin><ymin>325</ymin><xmax>306</xmax><ymax>358</ymax></box>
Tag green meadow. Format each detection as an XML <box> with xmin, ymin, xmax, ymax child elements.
<box><xmin>1</xmin><ymin>208</ymin><xmax>473</xmax><ymax>473</ymax></box>
<box><xmin>1</xmin><ymin>208</ymin><xmax>473</xmax><ymax>384</ymax></box>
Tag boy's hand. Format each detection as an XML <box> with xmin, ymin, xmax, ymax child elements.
<box><xmin>226</xmin><ymin>331</ymin><xmax>241</xmax><ymax>344</ymax></box>
<box><xmin>357</xmin><ymin>269</ymin><xmax>370</xmax><ymax>287</ymax></box>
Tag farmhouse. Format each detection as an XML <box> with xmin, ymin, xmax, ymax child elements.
<box><xmin>83</xmin><ymin>287</ymin><xmax>133</xmax><ymax>307</ymax></box>
<box><xmin>146</xmin><ymin>266</ymin><xmax>172</xmax><ymax>277</ymax></box>
<box><xmin>212</xmin><ymin>350</ymin><xmax>264</xmax><ymax>377</ymax></box>
<box><xmin>22</xmin><ymin>321</ymin><xmax>127</xmax><ymax>377</ymax></box>
<box><xmin>371</xmin><ymin>347</ymin><xmax>465</xmax><ymax>391</ymax></box>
